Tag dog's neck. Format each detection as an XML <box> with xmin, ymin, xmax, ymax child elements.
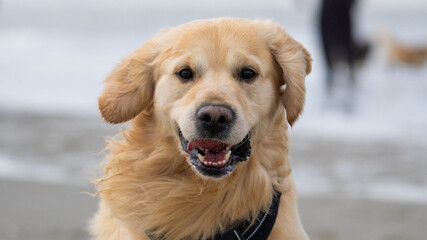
<box><xmin>98</xmin><ymin>109</ymin><xmax>291</xmax><ymax>239</ymax></box>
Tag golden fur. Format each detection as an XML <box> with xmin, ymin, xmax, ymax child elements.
<box><xmin>92</xmin><ymin>18</ymin><xmax>312</xmax><ymax>240</ymax></box>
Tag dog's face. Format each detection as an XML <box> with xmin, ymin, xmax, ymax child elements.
<box><xmin>98</xmin><ymin>19</ymin><xmax>311</xmax><ymax>179</ymax></box>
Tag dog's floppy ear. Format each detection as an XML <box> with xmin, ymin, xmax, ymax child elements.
<box><xmin>98</xmin><ymin>39</ymin><xmax>160</xmax><ymax>124</ymax></box>
<box><xmin>256</xmin><ymin>21</ymin><xmax>312</xmax><ymax>126</ymax></box>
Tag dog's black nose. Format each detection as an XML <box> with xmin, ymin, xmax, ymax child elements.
<box><xmin>196</xmin><ymin>104</ymin><xmax>235</xmax><ymax>136</ymax></box>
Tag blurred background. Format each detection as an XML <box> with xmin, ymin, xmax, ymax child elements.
<box><xmin>1</xmin><ymin>0</ymin><xmax>426</xmax><ymax>239</ymax></box>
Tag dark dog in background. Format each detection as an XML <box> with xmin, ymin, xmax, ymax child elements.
<box><xmin>320</xmin><ymin>0</ymin><xmax>370</xmax><ymax>91</ymax></box>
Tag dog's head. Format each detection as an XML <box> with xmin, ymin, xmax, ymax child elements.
<box><xmin>99</xmin><ymin>19</ymin><xmax>311</xmax><ymax>179</ymax></box>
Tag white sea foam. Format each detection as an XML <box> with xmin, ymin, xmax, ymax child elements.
<box><xmin>294</xmin><ymin>164</ymin><xmax>427</xmax><ymax>204</ymax></box>
<box><xmin>0</xmin><ymin>154</ymin><xmax>88</xmax><ymax>186</ymax></box>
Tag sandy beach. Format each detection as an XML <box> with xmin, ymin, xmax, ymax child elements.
<box><xmin>1</xmin><ymin>110</ymin><xmax>427</xmax><ymax>240</ymax></box>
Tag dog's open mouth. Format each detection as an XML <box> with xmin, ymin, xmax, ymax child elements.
<box><xmin>178</xmin><ymin>129</ymin><xmax>251</xmax><ymax>178</ymax></box>
<box><xmin>188</xmin><ymin>140</ymin><xmax>231</xmax><ymax>167</ymax></box>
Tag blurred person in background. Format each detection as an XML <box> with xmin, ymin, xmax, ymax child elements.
<box><xmin>319</xmin><ymin>0</ymin><xmax>370</xmax><ymax>93</ymax></box>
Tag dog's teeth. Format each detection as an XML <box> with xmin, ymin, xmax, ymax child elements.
<box><xmin>198</xmin><ymin>153</ymin><xmax>205</xmax><ymax>161</ymax></box>
<box><xmin>212</xmin><ymin>162</ymin><xmax>218</xmax><ymax>166</ymax></box>
<box><xmin>225</xmin><ymin>151</ymin><xmax>231</xmax><ymax>160</ymax></box>
<box><xmin>203</xmin><ymin>161</ymin><xmax>209</xmax><ymax>166</ymax></box>
<box><xmin>222</xmin><ymin>160</ymin><xmax>226</xmax><ymax>165</ymax></box>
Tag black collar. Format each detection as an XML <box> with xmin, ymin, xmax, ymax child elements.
<box><xmin>211</xmin><ymin>191</ymin><xmax>281</xmax><ymax>240</ymax></box>
<box><xmin>146</xmin><ymin>191</ymin><xmax>281</xmax><ymax>240</ymax></box>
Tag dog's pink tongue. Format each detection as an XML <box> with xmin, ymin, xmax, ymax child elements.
<box><xmin>187</xmin><ymin>139</ymin><xmax>226</xmax><ymax>152</ymax></box>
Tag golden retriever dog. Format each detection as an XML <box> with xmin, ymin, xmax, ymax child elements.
<box><xmin>91</xmin><ymin>18</ymin><xmax>311</xmax><ymax>240</ymax></box>
<box><xmin>377</xmin><ymin>31</ymin><xmax>427</xmax><ymax>66</ymax></box>
<box><xmin>386</xmin><ymin>41</ymin><xmax>427</xmax><ymax>66</ymax></box>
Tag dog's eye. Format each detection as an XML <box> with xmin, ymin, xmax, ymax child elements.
<box><xmin>177</xmin><ymin>68</ymin><xmax>194</xmax><ymax>81</ymax></box>
<box><xmin>239</xmin><ymin>69</ymin><xmax>257</xmax><ymax>81</ymax></box>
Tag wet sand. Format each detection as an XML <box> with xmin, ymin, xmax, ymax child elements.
<box><xmin>1</xmin><ymin>110</ymin><xmax>426</xmax><ymax>240</ymax></box>
<box><xmin>300</xmin><ymin>197</ymin><xmax>427</xmax><ymax>240</ymax></box>
<box><xmin>0</xmin><ymin>179</ymin><xmax>95</xmax><ymax>240</ymax></box>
